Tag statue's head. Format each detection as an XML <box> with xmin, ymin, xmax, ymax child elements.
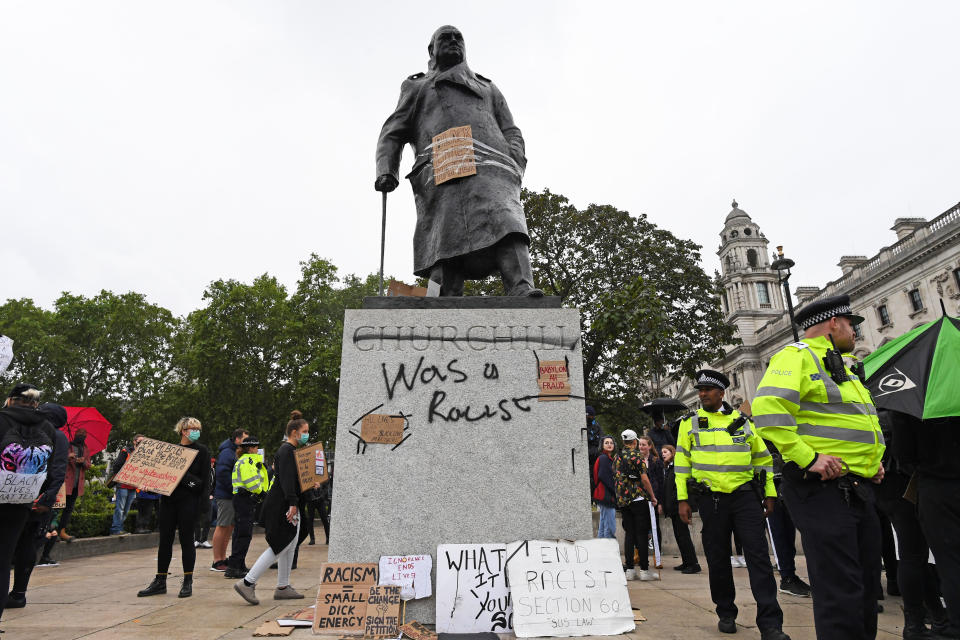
<box><xmin>428</xmin><ymin>25</ymin><xmax>465</xmax><ymax>71</ymax></box>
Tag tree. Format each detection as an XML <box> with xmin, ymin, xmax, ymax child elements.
<box><xmin>522</xmin><ymin>188</ymin><xmax>736</xmax><ymax>430</ymax></box>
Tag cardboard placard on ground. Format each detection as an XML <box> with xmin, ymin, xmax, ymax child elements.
<box><xmin>110</xmin><ymin>437</ymin><xmax>199</xmax><ymax>496</ymax></box>
<box><xmin>254</xmin><ymin>621</ymin><xmax>295</xmax><ymax>637</ymax></box>
<box><xmin>296</xmin><ymin>442</ymin><xmax>329</xmax><ymax>492</ymax></box>
<box><xmin>364</xmin><ymin>585</ymin><xmax>401</xmax><ymax>637</ymax></box>
<box><xmin>505</xmin><ymin>539</ymin><xmax>634</xmax><ymax>637</ymax></box>
<box><xmin>379</xmin><ymin>555</ymin><xmax>432</xmax><ymax>599</ymax></box>
<box><xmin>435</xmin><ymin>543</ymin><xmax>512</xmax><ymax>633</ymax></box>
<box><xmin>400</xmin><ymin>621</ymin><xmax>437</xmax><ymax>640</ymax></box>
<box><xmin>314</xmin><ymin>563</ymin><xmax>379</xmax><ymax>636</ymax></box>
<box><xmin>432</xmin><ymin>125</ymin><xmax>476</xmax><ymax>185</ymax></box>
<box><xmin>53</xmin><ymin>482</ymin><xmax>67</xmax><ymax>509</ymax></box>
<box><xmin>537</xmin><ymin>360</ymin><xmax>570</xmax><ymax>402</ymax></box>
<box><xmin>360</xmin><ymin>414</ymin><xmax>405</xmax><ymax>445</ymax></box>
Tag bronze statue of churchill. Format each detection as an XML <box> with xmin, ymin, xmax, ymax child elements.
<box><xmin>375</xmin><ymin>26</ymin><xmax>542</xmax><ymax>297</ymax></box>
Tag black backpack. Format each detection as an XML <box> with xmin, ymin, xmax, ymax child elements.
<box><xmin>0</xmin><ymin>411</ymin><xmax>58</xmax><ymax>504</ymax></box>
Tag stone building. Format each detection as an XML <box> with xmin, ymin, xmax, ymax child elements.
<box><xmin>663</xmin><ymin>199</ymin><xmax>960</xmax><ymax>409</ymax></box>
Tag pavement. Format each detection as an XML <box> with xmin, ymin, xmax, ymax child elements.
<box><xmin>2</xmin><ymin>534</ymin><xmax>909</xmax><ymax>639</ymax></box>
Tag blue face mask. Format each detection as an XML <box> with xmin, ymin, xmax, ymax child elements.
<box><xmin>299</xmin><ymin>432</ymin><xmax>310</xmax><ymax>446</ymax></box>
<box><xmin>187</xmin><ymin>429</ymin><xmax>201</xmax><ymax>443</ymax></box>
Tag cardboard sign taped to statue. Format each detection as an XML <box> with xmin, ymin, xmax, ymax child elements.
<box><xmin>111</xmin><ymin>437</ymin><xmax>199</xmax><ymax>496</ymax></box>
<box><xmin>296</xmin><ymin>442</ymin><xmax>329</xmax><ymax>492</ymax></box>
<box><xmin>504</xmin><ymin>539</ymin><xmax>633</xmax><ymax>637</ymax></box>
<box><xmin>436</xmin><ymin>543</ymin><xmax>512</xmax><ymax>633</ymax></box>
<box><xmin>378</xmin><ymin>554</ymin><xmax>432</xmax><ymax>600</ymax></box>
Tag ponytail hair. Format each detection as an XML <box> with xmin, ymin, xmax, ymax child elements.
<box><xmin>285</xmin><ymin>410</ymin><xmax>308</xmax><ymax>436</ymax></box>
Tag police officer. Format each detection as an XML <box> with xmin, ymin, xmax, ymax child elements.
<box><xmin>752</xmin><ymin>294</ymin><xmax>885</xmax><ymax>640</ymax></box>
<box><xmin>225</xmin><ymin>437</ymin><xmax>269</xmax><ymax>579</ymax></box>
<box><xmin>676</xmin><ymin>370</ymin><xmax>789</xmax><ymax>639</ymax></box>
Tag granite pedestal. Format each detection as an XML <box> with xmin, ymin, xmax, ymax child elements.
<box><xmin>327</xmin><ymin>297</ymin><xmax>593</xmax><ymax>623</ymax></box>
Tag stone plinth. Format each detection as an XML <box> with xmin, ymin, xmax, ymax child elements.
<box><xmin>328</xmin><ymin>302</ymin><xmax>593</xmax><ymax>623</ymax></box>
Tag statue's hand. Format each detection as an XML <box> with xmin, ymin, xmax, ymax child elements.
<box><xmin>374</xmin><ymin>175</ymin><xmax>399</xmax><ymax>193</ymax></box>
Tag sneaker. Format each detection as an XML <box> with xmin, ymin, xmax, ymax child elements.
<box><xmin>234</xmin><ymin>580</ymin><xmax>259</xmax><ymax>605</ymax></box>
<box><xmin>779</xmin><ymin>575</ymin><xmax>811</xmax><ymax>598</ymax></box>
<box><xmin>194</xmin><ymin>541</ymin><xmax>201</xmax><ymax>548</ymax></box>
<box><xmin>637</xmin><ymin>569</ymin><xmax>659</xmax><ymax>581</ymax></box>
<box><xmin>760</xmin><ymin>630</ymin><xmax>791</xmax><ymax>640</ymax></box>
<box><xmin>731</xmin><ymin>555</ymin><xmax>746</xmax><ymax>568</ymax></box>
<box><xmin>199</xmin><ymin>541</ymin><xmax>212</xmax><ymax>549</ymax></box>
<box><xmin>210</xmin><ymin>560</ymin><xmax>228</xmax><ymax>572</ymax></box>
<box><xmin>111</xmin><ymin>531</ymin><xmax>130</xmax><ymax>537</ymax></box>
<box><xmin>36</xmin><ymin>557</ymin><xmax>59</xmax><ymax>567</ymax></box>
<box><xmin>624</xmin><ymin>569</ymin><xmax>636</xmax><ymax>581</ymax></box>
<box><xmin>718</xmin><ymin>618</ymin><xmax>737</xmax><ymax>634</ymax></box>
<box><xmin>647</xmin><ymin>539</ymin><xmax>654</xmax><ymax>550</ymax></box>
<box><xmin>224</xmin><ymin>566</ymin><xmax>244</xmax><ymax>579</ymax></box>
<box><xmin>682</xmin><ymin>564</ymin><xmax>703</xmax><ymax>574</ymax></box>
<box><xmin>274</xmin><ymin>585</ymin><xmax>305</xmax><ymax>600</ymax></box>
<box><xmin>673</xmin><ymin>564</ymin><xmax>687</xmax><ymax>571</ymax></box>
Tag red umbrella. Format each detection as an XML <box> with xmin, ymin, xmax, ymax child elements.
<box><xmin>63</xmin><ymin>407</ymin><xmax>113</xmax><ymax>456</ymax></box>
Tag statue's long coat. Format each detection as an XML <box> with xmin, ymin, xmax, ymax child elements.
<box><xmin>376</xmin><ymin>62</ymin><xmax>528</xmax><ymax>278</ymax></box>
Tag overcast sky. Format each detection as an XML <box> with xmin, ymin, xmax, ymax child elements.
<box><xmin>2</xmin><ymin>1</ymin><xmax>958</xmax><ymax>317</ymax></box>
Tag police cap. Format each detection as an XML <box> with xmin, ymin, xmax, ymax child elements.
<box><xmin>694</xmin><ymin>369</ymin><xmax>729</xmax><ymax>391</ymax></box>
<box><xmin>794</xmin><ymin>294</ymin><xmax>864</xmax><ymax>330</ymax></box>
<box><xmin>240</xmin><ymin>436</ymin><xmax>260</xmax><ymax>448</ymax></box>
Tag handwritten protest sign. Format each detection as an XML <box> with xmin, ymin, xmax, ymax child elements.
<box><xmin>314</xmin><ymin>563</ymin><xmax>379</xmax><ymax>636</ymax></box>
<box><xmin>388</xmin><ymin>280</ymin><xmax>428</xmax><ymax>298</ymax></box>
<box><xmin>364</xmin><ymin>585</ymin><xmax>401</xmax><ymax>637</ymax></box>
<box><xmin>399</xmin><ymin>621</ymin><xmax>437</xmax><ymax>640</ymax></box>
<box><xmin>505</xmin><ymin>539</ymin><xmax>633</xmax><ymax>637</ymax></box>
<box><xmin>0</xmin><ymin>335</ymin><xmax>13</xmax><ymax>374</ymax></box>
<box><xmin>432</xmin><ymin>125</ymin><xmax>477</xmax><ymax>185</ymax></box>
<box><xmin>107</xmin><ymin>437</ymin><xmax>198</xmax><ymax>496</ymax></box>
<box><xmin>296</xmin><ymin>442</ymin><xmax>329</xmax><ymax>492</ymax></box>
<box><xmin>436</xmin><ymin>543</ymin><xmax>512</xmax><ymax>633</ymax></box>
<box><xmin>53</xmin><ymin>482</ymin><xmax>67</xmax><ymax>509</ymax></box>
<box><xmin>360</xmin><ymin>414</ymin><xmax>405</xmax><ymax>445</ymax></box>
<box><xmin>538</xmin><ymin>360</ymin><xmax>570</xmax><ymax>402</ymax></box>
<box><xmin>0</xmin><ymin>470</ymin><xmax>46</xmax><ymax>504</ymax></box>
<box><xmin>379</xmin><ymin>554</ymin><xmax>432</xmax><ymax>599</ymax></box>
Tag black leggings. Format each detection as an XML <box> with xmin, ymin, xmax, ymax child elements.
<box><xmin>622</xmin><ymin>501</ymin><xmax>652</xmax><ymax>570</ymax></box>
<box><xmin>0</xmin><ymin>504</ymin><xmax>31</xmax><ymax>621</ymax></box>
<box><xmin>12</xmin><ymin>513</ymin><xmax>50</xmax><ymax>595</ymax></box>
<box><xmin>157</xmin><ymin>494</ymin><xmax>198</xmax><ymax>574</ymax></box>
<box><xmin>306</xmin><ymin>498</ymin><xmax>329</xmax><ymax>543</ymax></box>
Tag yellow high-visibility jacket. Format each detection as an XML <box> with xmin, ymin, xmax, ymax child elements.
<box><xmin>232</xmin><ymin>453</ymin><xmax>270</xmax><ymax>495</ymax></box>
<box><xmin>752</xmin><ymin>335</ymin><xmax>884</xmax><ymax>478</ymax></box>
<box><xmin>675</xmin><ymin>406</ymin><xmax>776</xmax><ymax>501</ymax></box>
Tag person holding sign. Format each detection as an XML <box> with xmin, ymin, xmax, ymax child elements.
<box><xmin>137</xmin><ymin>417</ymin><xmax>210</xmax><ymax>599</ymax></box>
<box><xmin>234</xmin><ymin>411</ymin><xmax>318</xmax><ymax>605</ymax></box>
<box><xmin>0</xmin><ymin>384</ymin><xmax>64</xmax><ymax>626</ymax></box>
<box><xmin>675</xmin><ymin>371</ymin><xmax>789</xmax><ymax>639</ymax></box>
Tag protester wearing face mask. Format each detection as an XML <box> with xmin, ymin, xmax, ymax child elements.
<box><xmin>137</xmin><ymin>417</ymin><xmax>210</xmax><ymax>599</ymax></box>
<box><xmin>592</xmin><ymin>436</ymin><xmax>618</xmax><ymax>539</ymax></box>
<box><xmin>57</xmin><ymin>427</ymin><xmax>91</xmax><ymax>543</ymax></box>
<box><xmin>234</xmin><ymin>410</ymin><xmax>320</xmax><ymax>605</ymax></box>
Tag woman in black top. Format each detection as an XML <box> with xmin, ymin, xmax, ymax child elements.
<box><xmin>234</xmin><ymin>410</ymin><xmax>318</xmax><ymax>605</ymax></box>
<box><xmin>137</xmin><ymin>417</ymin><xmax>210</xmax><ymax>598</ymax></box>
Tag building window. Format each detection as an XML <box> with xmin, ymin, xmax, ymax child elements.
<box><xmin>908</xmin><ymin>289</ymin><xmax>923</xmax><ymax>312</ymax></box>
<box><xmin>954</xmin><ymin>267</ymin><xmax>960</xmax><ymax>291</ymax></box>
<box><xmin>722</xmin><ymin>291</ymin><xmax>729</xmax><ymax>313</ymax></box>
<box><xmin>732</xmin><ymin>373</ymin><xmax>739</xmax><ymax>388</ymax></box>
<box><xmin>853</xmin><ymin>323</ymin><xmax>863</xmax><ymax>339</ymax></box>
<box><xmin>756</xmin><ymin>282</ymin><xmax>771</xmax><ymax>307</ymax></box>
<box><xmin>747</xmin><ymin>249</ymin><xmax>758</xmax><ymax>267</ymax></box>
<box><xmin>878</xmin><ymin>304</ymin><xmax>891</xmax><ymax>326</ymax></box>
<box><xmin>744</xmin><ymin>228</ymin><xmax>752</xmax><ymax>236</ymax></box>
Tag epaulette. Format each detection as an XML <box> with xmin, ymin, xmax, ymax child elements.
<box><xmin>407</xmin><ymin>72</ymin><xmax>426</xmax><ymax>81</ymax></box>
<box><xmin>787</xmin><ymin>341</ymin><xmax>808</xmax><ymax>349</ymax></box>
<box><xmin>679</xmin><ymin>411</ymin><xmax>697</xmax><ymax>423</ymax></box>
<box><xmin>475</xmin><ymin>72</ymin><xmax>491</xmax><ymax>83</ymax></box>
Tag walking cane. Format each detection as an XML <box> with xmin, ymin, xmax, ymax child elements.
<box><xmin>378</xmin><ymin>192</ymin><xmax>387</xmax><ymax>297</ymax></box>
<box><xmin>648</xmin><ymin>501</ymin><xmax>662</xmax><ymax>571</ymax></box>
<box><xmin>766</xmin><ymin>519</ymin><xmax>781</xmax><ymax>571</ymax></box>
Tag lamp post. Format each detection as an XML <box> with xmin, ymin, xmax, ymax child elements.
<box><xmin>771</xmin><ymin>245</ymin><xmax>799</xmax><ymax>342</ymax></box>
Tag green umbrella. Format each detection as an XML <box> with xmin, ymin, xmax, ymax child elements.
<box><xmin>863</xmin><ymin>310</ymin><xmax>960</xmax><ymax>420</ymax></box>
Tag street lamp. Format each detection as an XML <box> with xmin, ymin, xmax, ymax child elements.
<box><xmin>771</xmin><ymin>245</ymin><xmax>799</xmax><ymax>342</ymax></box>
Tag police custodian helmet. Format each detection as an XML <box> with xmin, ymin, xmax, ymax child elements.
<box><xmin>793</xmin><ymin>294</ymin><xmax>865</xmax><ymax>331</ymax></box>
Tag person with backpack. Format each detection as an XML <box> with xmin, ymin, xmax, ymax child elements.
<box><xmin>0</xmin><ymin>384</ymin><xmax>65</xmax><ymax>626</ymax></box>
<box><xmin>109</xmin><ymin>435</ymin><xmax>145</xmax><ymax>536</ymax></box>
